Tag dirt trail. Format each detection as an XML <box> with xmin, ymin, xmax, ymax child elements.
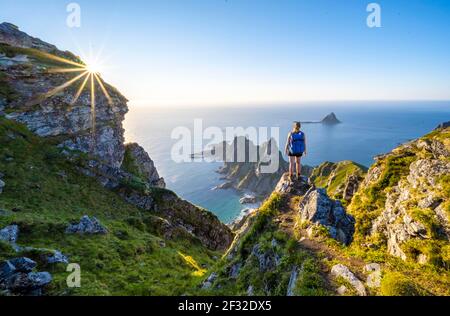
<box><xmin>274</xmin><ymin>186</ymin><xmax>367</xmax><ymax>283</ymax></box>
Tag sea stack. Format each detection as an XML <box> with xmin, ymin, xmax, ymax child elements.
<box><xmin>321</xmin><ymin>112</ymin><xmax>342</xmax><ymax>125</ymax></box>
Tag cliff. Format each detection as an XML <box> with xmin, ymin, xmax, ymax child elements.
<box><xmin>215</xmin><ymin>137</ymin><xmax>313</xmax><ymax>199</ymax></box>
<box><xmin>0</xmin><ymin>23</ymin><xmax>233</xmax><ymax>295</ymax></box>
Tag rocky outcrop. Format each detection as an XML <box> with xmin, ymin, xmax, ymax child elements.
<box><xmin>154</xmin><ymin>193</ymin><xmax>234</xmax><ymax>251</ymax></box>
<box><xmin>351</xmin><ymin>127</ymin><xmax>450</xmax><ymax>264</ymax></box>
<box><xmin>321</xmin><ymin>112</ymin><xmax>341</xmax><ymax>125</ymax></box>
<box><xmin>215</xmin><ymin>137</ymin><xmax>313</xmax><ymax>198</ymax></box>
<box><xmin>239</xmin><ymin>194</ymin><xmax>257</xmax><ymax>204</ymax></box>
<box><xmin>301</xmin><ymin>112</ymin><xmax>342</xmax><ymax>125</ymax></box>
<box><xmin>0</xmin><ymin>225</ymin><xmax>19</xmax><ymax>244</ymax></box>
<box><xmin>0</xmin><ymin>257</ymin><xmax>52</xmax><ymax>296</ymax></box>
<box><xmin>66</xmin><ymin>216</ymin><xmax>108</xmax><ymax>235</ymax></box>
<box><xmin>1</xmin><ymin>23</ymin><xmax>72</xmax><ymax>58</ymax></box>
<box><xmin>330</xmin><ymin>264</ymin><xmax>366</xmax><ymax>296</ymax></box>
<box><xmin>123</xmin><ymin>143</ymin><xmax>165</xmax><ymax>188</ymax></box>
<box><xmin>299</xmin><ymin>188</ymin><xmax>355</xmax><ymax>245</ymax></box>
<box><xmin>1</xmin><ymin>23</ymin><xmax>127</xmax><ymax>168</ymax></box>
<box><xmin>309</xmin><ymin>161</ymin><xmax>367</xmax><ymax>202</ymax></box>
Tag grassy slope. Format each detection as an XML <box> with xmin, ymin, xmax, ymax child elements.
<box><xmin>0</xmin><ymin>117</ymin><xmax>218</xmax><ymax>295</ymax></box>
<box><xmin>310</xmin><ymin>161</ymin><xmax>367</xmax><ymax>203</ymax></box>
<box><xmin>344</xmin><ymin>128</ymin><xmax>450</xmax><ymax>296</ymax></box>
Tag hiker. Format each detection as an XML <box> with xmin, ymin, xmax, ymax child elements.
<box><xmin>285</xmin><ymin>122</ymin><xmax>307</xmax><ymax>181</ymax></box>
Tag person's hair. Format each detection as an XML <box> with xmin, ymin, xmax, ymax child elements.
<box><xmin>292</xmin><ymin>121</ymin><xmax>301</xmax><ymax>133</ymax></box>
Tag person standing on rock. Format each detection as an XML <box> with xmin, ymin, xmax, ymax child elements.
<box><xmin>285</xmin><ymin>122</ymin><xmax>307</xmax><ymax>181</ymax></box>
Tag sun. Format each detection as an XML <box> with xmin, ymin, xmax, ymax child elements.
<box><xmin>38</xmin><ymin>51</ymin><xmax>113</xmax><ymax>145</ymax></box>
<box><xmin>84</xmin><ymin>59</ymin><xmax>105</xmax><ymax>74</ymax></box>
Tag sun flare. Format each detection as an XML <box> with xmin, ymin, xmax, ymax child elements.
<box><xmin>38</xmin><ymin>51</ymin><xmax>113</xmax><ymax>147</ymax></box>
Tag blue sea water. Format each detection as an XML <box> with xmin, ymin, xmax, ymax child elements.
<box><xmin>123</xmin><ymin>101</ymin><xmax>450</xmax><ymax>224</ymax></box>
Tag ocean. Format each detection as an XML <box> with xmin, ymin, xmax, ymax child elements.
<box><xmin>123</xmin><ymin>101</ymin><xmax>450</xmax><ymax>224</ymax></box>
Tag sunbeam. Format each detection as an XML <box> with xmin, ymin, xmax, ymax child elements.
<box><xmin>94</xmin><ymin>73</ymin><xmax>112</xmax><ymax>105</ymax></box>
<box><xmin>33</xmin><ymin>50</ymin><xmax>115</xmax><ymax>150</ymax></box>
<box><xmin>71</xmin><ymin>72</ymin><xmax>91</xmax><ymax>106</ymax></box>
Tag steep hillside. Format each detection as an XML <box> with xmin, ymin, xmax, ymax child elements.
<box><xmin>0</xmin><ymin>118</ymin><xmax>224</xmax><ymax>295</ymax></box>
<box><xmin>202</xmin><ymin>127</ymin><xmax>449</xmax><ymax>296</ymax></box>
<box><xmin>0</xmin><ymin>23</ymin><xmax>233</xmax><ymax>296</ymax></box>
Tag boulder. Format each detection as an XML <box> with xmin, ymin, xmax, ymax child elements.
<box><xmin>229</xmin><ymin>263</ymin><xmax>241</xmax><ymax>279</ymax></box>
<box><xmin>364</xmin><ymin>263</ymin><xmax>382</xmax><ymax>289</ymax></box>
<box><xmin>201</xmin><ymin>272</ymin><xmax>217</xmax><ymax>289</ymax></box>
<box><xmin>298</xmin><ymin>189</ymin><xmax>355</xmax><ymax>245</ymax></box>
<box><xmin>239</xmin><ymin>194</ymin><xmax>257</xmax><ymax>204</ymax></box>
<box><xmin>0</xmin><ymin>257</ymin><xmax>52</xmax><ymax>296</ymax></box>
<box><xmin>9</xmin><ymin>257</ymin><xmax>36</xmax><ymax>272</ymax></box>
<box><xmin>46</xmin><ymin>250</ymin><xmax>69</xmax><ymax>264</ymax></box>
<box><xmin>0</xmin><ymin>225</ymin><xmax>19</xmax><ymax>244</ymax></box>
<box><xmin>331</xmin><ymin>264</ymin><xmax>366</xmax><ymax>296</ymax></box>
<box><xmin>66</xmin><ymin>216</ymin><xmax>108</xmax><ymax>235</ymax></box>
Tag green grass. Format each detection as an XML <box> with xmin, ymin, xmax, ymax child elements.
<box><xmin>310</xmin><ymin>161</ymin><xmax>367</xmax><ymax>202</ymax></box>
<box><xmin>0</xmin><ymin>116</ymin><xmax>219</xmax><ymax>295</ymax></box>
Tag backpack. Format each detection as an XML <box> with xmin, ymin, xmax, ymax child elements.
<box><xmin>289</xmin><ymin>131</ymin><xmax>305</xmax><ymax>154</ymax></box>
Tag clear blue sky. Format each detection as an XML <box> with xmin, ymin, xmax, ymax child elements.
<box><xmin>1</xmin><ymin>0</ymin><xmax>450</xmax><ymax>106</ymax></box>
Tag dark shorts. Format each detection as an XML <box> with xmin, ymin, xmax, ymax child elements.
<box><xmin>288</xmin><ymin>151</ymin><xmax>303</xmax><ymax>157</ymax></box>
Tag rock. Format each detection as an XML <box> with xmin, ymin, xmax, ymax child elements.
<box><xmin>275</xmin><ymin>173</ymin><xmax>311</xmax><ymax>196</ymax></box>
<box><xmin>0</xmin><ymin>260</ymin><xmax>16</xmax><ymax>282</ymax></box>
<box><xmin>366</xmin><ymin>271</ymin><xmax>382</xmax><ymax>289</ymax></box>
<box><xmin>229</xmin><ymin>263</ymin><xmax>241</xmax><ymax>279</ymax></box>
<box><xmin>201</xmin><ymin>272</ymin><xmax>217</xmax><ymax>289</ymax></box>
<box><xmin>247</xmin><ymin>285</ymin><xmax>254</xmax><ymax>296</ymax></box>
<box><xmin>0</xmin><ymin>179</ymin><xmax>4</xmax><ymax>194</ymax></box>
<box><xmin>6</xmin><ymin>271</ymin><xmax>52</xmax><ymax>294</ymax></box>
<box><xmin>364</xmin><ymin>263</ymin><xmax>382</xmax><ymax>289</ymax></box>
<box><xmin>0</xmin><ymin>225</ymin><xmax>19</xmax><ymax>244</ymax></box>
<box><xmin>337</xmin><ymin>285</ymin><xmax>348</xmax><ymax>295</ymax></box>
<box><xmin>364</xmin><ymin>263</ymin><xmax>381</xmax><ymax>273</ymax></box>
<box><xmin>123</xmin><ymin>143</ymin><xmax>166</xmax><ymax>188</ymax></box>
<box><xmin>0</xmin><ymin>23</ymin><xmax>59</xmax><ymax>54</ymax></box>
<box><xmin>321</xmin><ymin>112</ymin><xmax>341</xmax><ymax>125</ymax></box>
<box><xmin>342</xmin><ymin>174</ymin><xmax>362</xmax><ymax>202</ymax></box>
<box><xmin>251</xmin><ymin>244</ymin><xmax>281</xmax><ymax>272</ymax></box>
<box><xmin>286</xmin><ymin>266</ymin><xmax>299</xmax><ymax>296</ymax></box>
<box><xmin>239</xmin><ymin>194</ymin><xmax>257</xmax><ymax>204</ymax></box>
<box><xmin>417</xmin><ymin>254</ymin><xmax>428</xmax><ymax>265</ymax></box>
<box><xmin>330</xmin><ymin>264</ymin><xmax>366</xmax><ymax>296</ymax></box>
<box><xmin>46</xmin><ymin>250</ymin><xmax>69</xmax><ymax>264</ymax></box>
<box><xmin>215</xmin><ymin>181</ymin><xmax>234</xmax><ymax>190</ymax></box>
<box><xmin>298</xmin><ymin>188</ymin><xmax>355</xmax><ymax>245</ymax></box>
<box><xmin>9</xmin><ymin>257</ymin><xmax>36</xmax><ymax>272</ymax></box>
<box><xmin>0</xmin><ymin>257</ymin><xmax>52</xmax><ymax>296</ymax></box>
<box><xmin>66</xmin><ymin>216</ymin><xmax>108</xmax><ymax>235</ymax></box>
